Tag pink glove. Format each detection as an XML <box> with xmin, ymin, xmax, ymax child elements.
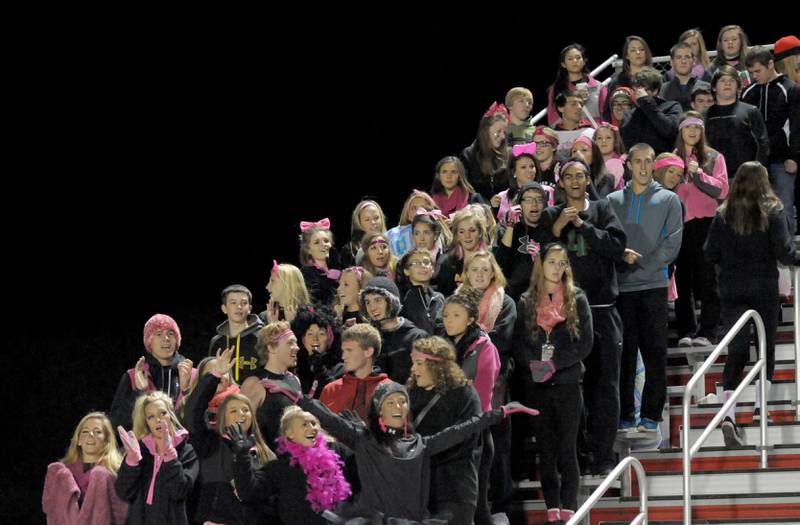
<box><xmin>161</xmin><ymin>430</ymin><xmax>178</xmax><ymax>462</ymax></box>
<box><xmin>530</xmin><ymin>360</ymin><xmax>555</xmax><ymax>383</ymax></box>
<box><xmin>117</xmin><ymin>426</ymin><xmax>142</xmax><ymax>466</ymax></box>
<box><xmin>507</xmin><ymin>205</ymin><xmax>522</xmax><ymax>226</ymax></box>
<box><xmin>501</xmin><ymin>401</ymin><xmax>539</xmax><ymax>417</ymax></box>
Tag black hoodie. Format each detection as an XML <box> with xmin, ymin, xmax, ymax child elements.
<box><xmin>208</xmin><ymin>314</ymin><xmax>264</xmax><ymax>384</ymax></box>
<box><xmin>110</xmin><ymin>351</ymin><xmax>192</xmax><ymax>430</ymax></box>
<box><xmin>742</xmin><ymin>74</ymin><xmax>800</xmax><ymax>164</ymax></box>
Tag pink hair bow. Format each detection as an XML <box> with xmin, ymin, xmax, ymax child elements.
<box><xmin>484</xmin><ymin>101</ymin><xmax>510</xmax><ymax>122</ymax></box>
<box><xmin>415</xmin><ymin>207</ymin><xmax>445</xmax><ymax>220</ymax></box>
<box><xmin>272</xmin><ymin>260</ymin><xmax>280</xmax><ymax>274</ymax></box>
<box><xmin>512</xmin><ymin>142</ymin><xmax>537</xmax><ymax>157</ymax></box>
<box><xmin>300</xmin><ymin>218</ymin><xmax>331</xmax><ymax>232</ymax></box>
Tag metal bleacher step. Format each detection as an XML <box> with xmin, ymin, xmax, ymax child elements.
<box><xmin>683</xmin><ymin>421</ymin><xmax>800</xmax><ymax>449</ymax></box>
<box><xmin>633</xmin><ymin>444</ymin><xmax>800</xmax><ymax>472</ymax></box>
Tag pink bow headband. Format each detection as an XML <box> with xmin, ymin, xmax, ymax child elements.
<box><xmin>272</xmin><ymin>260</ymin><xmax>280</xmax><ymax>275</ymax></box>
<box><xmin>512</xmin><ymin>142</ymin><xmax>537</xmax><ymax>157</ymax></box>
<box><xmin>416</xmin><ymin>207</ymin><xmax>445</xmax><ymax>220</ymax></box>
<box><xmin>411</xmin><ymin>350</ymin><xmax>443</xmax><ymax>362</ymax></box>
<box><xmin>654</xmin><ymin>157</ymin><xmax>686</xmax><ymax>171</ymax></box>
<box><xmin>300</xmin><ymin>217</ymin><xmax>331</xmax><ymax>232</ymax></box>
<box><xmin>534</xmin><ymin>127</ymin><xmax>559</xmax><ymax>146</ymax></box>
<box><xmin>679</xmin><ymin>117</ymin><xmax>705</xmax><ymax>130</ymax></box>
<box><xmin>484</xmin><ymin>101</ymin><xmax>510</xmax><ymax>123</ymax></box>
<box><xmin>344</xmin><ymin>266</ymin><xmax>365</xmax><ymax>284</ymax></box>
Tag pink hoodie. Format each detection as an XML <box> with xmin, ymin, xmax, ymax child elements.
<box><xmin>675</xmin><ymin>151</ymin><xmax>729</xmax><ymax>222</ymax></box>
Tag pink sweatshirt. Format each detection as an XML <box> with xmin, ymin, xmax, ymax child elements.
<box><xmin>675</xmin><ymin>151</ymin><xmax>729</xmax><ymax>222</ymax></box>
<box><xmin>466</xmin><ymin>335</ymin><xmax>500</xmax><ymax>411</ymax></box>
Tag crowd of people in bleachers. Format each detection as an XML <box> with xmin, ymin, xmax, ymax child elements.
<box><xmin>43</xmin><ymin>27</ymin><xmax>799</xmax><ymax>525</ymax></box>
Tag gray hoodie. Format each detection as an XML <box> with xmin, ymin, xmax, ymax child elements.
<box><xmin>607</xmin><ymin>180</ymin><xmax>683</xmax><ymax>292</ymax></box>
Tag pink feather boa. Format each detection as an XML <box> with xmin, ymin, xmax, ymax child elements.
<box><xmin>275</xmin><ymin>433</ymin><xmax>351</xmax><ymax>512</ymax></box>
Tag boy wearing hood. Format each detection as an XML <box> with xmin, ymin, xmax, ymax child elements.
<box><xmin>742</xmin><ymin>46</ymin><xmax>800</xmax><ymax>232</ymax></box>
<box><xmin>359</xmin><ymin>276</ymin><xmax>428</xmax><ymax>384</ymax></box>
<box><xmin>110</xmin><ymin>314</ymin><xmax>197</xmax><ymax>430</ymax></box>
<box><xmin>208</xmin><ymin>284</ymin><xmax>265</xmax><ymax>383</ymax></box>
<box><xmin>607</xmin><ymin>144</ymin><xmax>683</xmax><ymax>433</ymax></box>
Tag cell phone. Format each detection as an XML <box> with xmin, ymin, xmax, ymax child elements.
<box><xmin>575</xmin><ymin>82</ymin><xmax>588</xmax><ymax>92</ymax></box>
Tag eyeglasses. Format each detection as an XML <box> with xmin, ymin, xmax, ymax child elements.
<box><xmin>561</xmin><ymin>172</ymin><xmax>587</xmax><ymax>181</ymax></box>
<box><xmin>520</xmin><ymin>197</ymin><xmax>545</xmax><ymax>205</ymax></box>
<box><xmin>407</xmin><ymin>260</ymin><xmax>433</xmax><ymax>268</ymax></box>
<box><xmin>491</xmin><ymin>130</ymin><xmax>507</xmax><ymax>139</ymax></box>
<box><xmin>533</xmin><ymin>141</ymin><xmax>553</xmax><ymax>149</ymax></box>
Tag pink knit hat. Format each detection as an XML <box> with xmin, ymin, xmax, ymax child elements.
<box><xmin>143</xmin><ymin>313</ymin><xmax>182</xmax><ymax>351</ymax></box>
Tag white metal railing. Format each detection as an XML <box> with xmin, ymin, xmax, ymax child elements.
<box><xmin>566</xmin><ymin>455</ymin><xmax>648</xmax><ymax>525</ymax></box>
<box><xmin>681</xmin><ymin>309</ymin><xmax>768</xmax><ymax>525</ymax></box>
<box><xmin>795</xmin><ymin>267</ymin><xmax>799</xmax><ymax>420</ymax></box>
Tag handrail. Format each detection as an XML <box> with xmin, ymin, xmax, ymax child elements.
<box><xmin>794</xmin><ymin>266</ymin><xmax>799</xmax><ymax>420</ymax></box>
<box><xmin>566</xmin><ymin>455</ymin><xmax>647</xmax><ymax>525</ymax></box>
<box><xmin>682</xmin><ymin>309</ymin><xmax>767</xmax><ymax>525</ymax></box>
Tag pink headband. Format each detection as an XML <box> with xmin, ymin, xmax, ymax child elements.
<box><xmin>534</xmin><ymin>127</ymin><xmax>559</xmax><ymax>146</ymax></box>
<box><xmin>272</xmin><ymin>260</ymin><xmax>280</xmax><ymax>275</ymax></box>
<box><xmin>369</xmin><ymin>238</ymin><xmax>388</xmax><ymax>248</ymax></box>
<box><xmin>573</xmin><ymin>136</ymin><xmax>593</xmax><ymax>149</ymax></box>
<box><xmin>654</xmin><ymin>157</ymin><xmax>686</xmax><ymax>171</ymax></box>
<box><xmin>599</xmin><ymin>123</ymin><xmax>619</xmax><ymax>132</ymax></box>
<box><xmin>270</xmin><ymin>329</ymin><xmax>295</xmax><ymax>344</ymax></box>
<box><xmin>300</xmin><ymin>217</ymin><xmax>331</xmax><ymax>232</ymax></box>
<box><xmin>345</xmin><ymin>266</ymin><xmax>365</xmax><ymax>284</ymax></box>
<box><xmin>411</xmin><ymin>350</ymin><xmax>443</xmax><ymax>362</ymax></box>
<box><xmin>484</xmin><ymin>101</ymin><xmax>510</xmax><ymax>123</ymax></box>
<box><xmin>416</xmin><ymin>207</ymin><xmax>445</xmax><ymax>220</ymax></box>
<box><xmin>679</xmin><ymin>117</ymin><xmax>705</xmax><ymax>130</ymax></box>
<box><xmin>559</xmin><ymin>161</ymin><xmax>588</xmax><ymax>176</ymax></box>
<box><xmin>512</xmin><ymin>142</ymin><xmax>537</xmax><ymax>157</ymax></box>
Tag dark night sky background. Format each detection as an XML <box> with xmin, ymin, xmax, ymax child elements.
<box><xmin>11</xmin><ymin>16</ymin><xmax>794</xmax><ymax>523</ymax></box>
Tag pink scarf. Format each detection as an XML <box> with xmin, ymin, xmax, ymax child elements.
<box><xmin>308</xmin><ymin>260</ymin><xmax>341</xmax><ymax>281</ymax></box>
<box><xmin>432</xmin><ymin>186</ymin><xmax>469</xmax><ymax>216</ymax></box>
<box><xmin>478</xmin><ymin>284</ymin><xmax>505</xmax><ymax>332</ymax></box>
<box><xmin>275</xmin><ymin>433</ymin><xmax>351</xmax><ymax>512</ymax></box>
<box><xmin>536</xmin><ymin>285</ymin><xmax>566</xmax><ymax>334</ymax></box>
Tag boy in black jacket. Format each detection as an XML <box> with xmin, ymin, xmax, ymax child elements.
<box><xmin>545</xmin><ymin>158</ymin><xmax>627</xmax><ymax>475</ymax></box>
<box><xmin>208</xmin><ymin>284</ymin><xmax>264</xmax><ymax>383</ymax></box>
<box><xmin>743</xmin><ymin>46</ymin><xmax>800</xmax><ymax>232</ymax></box>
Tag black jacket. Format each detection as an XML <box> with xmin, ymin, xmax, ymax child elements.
<box><xmin>110</xmin><ymin>352</ymin><xmax>191</xmax><ymax>431</ymax></box>
<box><xmin>376</xmin><ymin>318</ymin><xmax>429</xmax><ymax>384</ymax></box>
<box><xmin>301</xmin><ymin>249</ymin><xmax>342</xmax><ymax>308</ymax></box>
<box><xmin>208</xmin><ymin>314</ymin><xmax>264</xmax><ymax>384</ymax></box>
<box><xmin>705</xmin><ymin>100</ymin><xmax>770</xmax><ymax>177</ymax></box>
<box><xmin>460</xmin><ymin>142</ymin><xmax>509</xmax><ymax>203</ymax></box>
<box><xmin>184</xmin><ymin>373</ymin><xmax>269</xmax><ymax>524</ymax></box>
<box><xmin>513</xmin><ymin>288</ymin><xmax>594</xmax><ymax>385</ymax></box>
<box><xmin>659</xmin><ymin>76</ymin><xmax>711</xmax><ymax>111</ymax></box>
<box><xmin>621</xmin><ymin>95</ymin><xmax>682</xmax><ymax>154</ymax></box>
<box><xmin>544</xmin><ymin>199</ymin><xmax>627</xmax><ymax>305</ymax></box>
<box><xmin>741</xmin><ymin>74</ymin><xmax>800</xmax><ymax>164</ymax></box>
<box><xmin>704</xmin><ymin>209</ymin><xmax>800</xmax><ymax>297</ymax></box>
<box><xmin>115</xmin><ymin>435</ymin><xmax>199</xmax><ymax>525</ymax></box>
<box><xmin>433</xmin><ymin>251</ymin><xmax>464</xmax><ymax>298</ymax></box>
<box><xmin>492</xmin><ymin>221</ymin><xmax>555</xmax><ymax>301</ymax></box>
<box><xmin>409</xmin><ymin>385</ymin><xmax>482</xmax><ymax>508</ymax></box>
<box><xmin>401</xmin><ymin>285</ymin><xmax>444</xmax><ymax>335</ymax></box>
<box><xmin>300</xmin><ymin>397</ymin><xmax>503</xmax><ymax>523</ymax></box>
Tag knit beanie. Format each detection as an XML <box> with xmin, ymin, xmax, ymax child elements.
<box><xmin>143</xmin><ymin>313</ymin><xmax>182</xmax><ymax>351</ymax></box>
<box><xmin>371</xmin><ymin>381</ymin><xmax>409</xmax><ymax>413</ymax></box>
<box><xmin>359</xmin><ymin>276</ymin><xmax>402</xmax><ymax>319</ymax></box>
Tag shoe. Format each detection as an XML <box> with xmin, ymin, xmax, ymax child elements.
<box><xmin>721</xmin><ymin>416</ymin><xmax>745</xmax><ymax>447</ymax></box>
<box><xmin>692</xmin><ymin>336</ymin><xmax>713</xmax><ymax>347</ymax></box>
<box><xmin>678</xmin><ymin>336</ymin><xmax>693</xmax><ymax>347</ymax></box>
<box><xmin>617</xmin><ymin>419</ymin><xmax>637</xmax><ymax>432</ymax></box>
<box><xmin>593</xmin><ymin>462</ymin><xmax>615</xmax><ymax>476</ymax></box>
<box><xmin>637</xmin><ymin>418</ymin><xmax>659</xmax><ymax>432</ymax></box>
<box><xmin>752</xmin><ymin>407</ymin><xmax>774</xmax><ymax>424</ymax></box>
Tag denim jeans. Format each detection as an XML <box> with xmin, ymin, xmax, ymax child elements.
<box><xmin>768</xmin><ymin>162</ymin><xmax>796</xmax><ymax>234</ymax></box>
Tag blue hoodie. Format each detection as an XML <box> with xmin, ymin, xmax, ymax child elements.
<box><xmin>607</xmin><ymin>180</ymin><xmax>683</xmax><ymax>292</ymax></box>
